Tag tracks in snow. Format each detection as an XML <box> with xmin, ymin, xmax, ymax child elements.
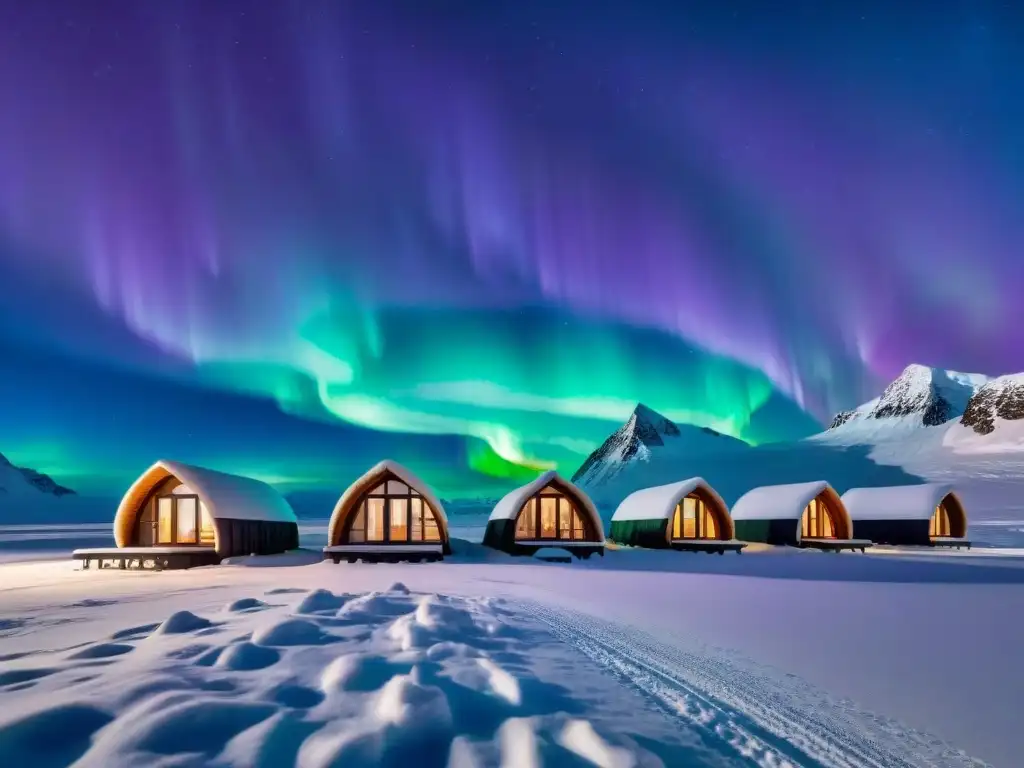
<box><xmin>524</xmin><ymin>603</ymin><xmax>986</xmax><ymax>768</ymax></box>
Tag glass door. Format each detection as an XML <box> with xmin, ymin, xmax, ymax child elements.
<box><xmin>176</xmin><ymin>497</ymin><xmax>198</xmax><ymax>544</ymax></box>
<box><xmin>157</xmin><ymin>497</ymin><xmax>174</xmax><ymax>544</ymax></box>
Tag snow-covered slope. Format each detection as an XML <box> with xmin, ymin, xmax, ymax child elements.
<box><xmin>943</xmin><ymin>374</ymin><xmax>1024</xmax><ymax>451</ymax></box>
<box><xmin>827</xmin><ymin>364</ymin><xmax>987</xmax><ymax>433</ymax></box>
<box><xmin>0</xmin><ymin>452</ymin><xmax>74</xmax><ymax>497</ymax></box>
<box><xmin>570</xmin><ymin>403</ymin><xmax>747</xmax><ymax>488</ymax></box>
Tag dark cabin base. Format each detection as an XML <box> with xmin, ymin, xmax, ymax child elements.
<box><xmin>74</xmin><ymin>550</ymin><xmax>222</xmax><ymax>571</ymax></box>
<box><xmin>670</xmin><ymin>539</ymin><xmax>747</xmax><ymax>555</ymax></box>
<box><xmin>799</xmin><ymin>538</ymin><xmax>871</xmax><ymax>553</ymax></box>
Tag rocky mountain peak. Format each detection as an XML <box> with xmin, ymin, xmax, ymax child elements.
<box><xmin>960</xmin><ymin>374</ymin><xmax>1024</xmax><ymax>435</ymax></box>
<box><xmin>627</xmin><ymin>403</ymin><xmax>681</xmax><ymax>446</ymax></box>
<box><xmin>827</xmin><ymin>364</ymin><xmax>987</xmax><ymax>431</ymax></box>
<box><xmin>570</xmin><ymin>403</ymin><xmax>743</xmax><ymax>487</ymax></box>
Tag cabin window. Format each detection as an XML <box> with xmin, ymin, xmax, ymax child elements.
<box><xmin>390</xmin><ymin>497</ymin><xmax>409</xmax><ymax>541</ymax></box>
<box><xmin>343</xmin><ymin>473</ymin><xmax>444</xmax><ymax>545</ymax></box>
<box><xmin>671</xmin><ymin>494</ymin><xmax>719</xmax><ymax>539</ymax></box>
<box><xmin>930</xmin><ymin>504</ymin><xmax>951</xmax><ymax>537</ymax></box>
<box><xmin>366</xmin><ymin>498</ymin><xmax>386</xmax><ymax>542</ymax></box>
<box><xmin>801</xmin><ymin>497</ymin><xmax>836</xmax><ymax>539</ymax></box>
<box><xmin>349</xmin><ymin>506</ymin><xmax>366</xmax><ymax>542</ymax></box>
<box><xmin>514</xmin><ymin>486</ymin><xmax>590</xmax><ymax>541</ymax></box>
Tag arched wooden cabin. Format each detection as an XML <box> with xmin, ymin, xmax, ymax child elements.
<box><xmin>610</xmin><ymin>478</ymin><xmax>745</xmax><ymax>554</ymax></box>
<box><xmin>841</xmin><ymin>484</ymin><xmax>970</xmax><ymax>548</ymax></box>
<box><xmin>72</xmin><ymin>460</ymin><xmax>300</xmax><ymax>570</ymax></box>
<box><xmin>483</xmin><ymin>471</ymin><xmax>605</xmax><ymax>559</ymax></box>
<box><xmin>324</xmin><ymin>460</ymin><xmax>451</xmax><ymax>563</ymax></box>
<box><xmin>731</xmin><ymin>481</ymin><xmax>871</xmax><ymax>552</ymax></box>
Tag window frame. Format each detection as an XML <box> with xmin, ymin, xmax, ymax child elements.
<box><xmin>342</xmin><ymin>472</ymin><xmax>444</xmax><ymax>546</ymax></box>
<box><xmin>514</xmin><ymin>486</ymin><xmax>592</xmax><ymax>542</ymax></box>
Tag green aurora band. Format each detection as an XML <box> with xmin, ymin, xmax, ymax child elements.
<box><xmin>191</xmin><ymin>304</ymin><xmax>805</xmax><ymax>485</ymax></box>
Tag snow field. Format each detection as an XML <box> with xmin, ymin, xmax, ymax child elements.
<box><xmin>0</xmin><ymin>582</ymin><xmax>726</xmax><ymax>767</ymax></box>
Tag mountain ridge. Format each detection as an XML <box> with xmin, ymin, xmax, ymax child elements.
<box><xmin>0</xmin><ymin>452</ymin><xmax>76</xmax><ymax>497</ymax></box>
<box><xmin>825</xmin><ymin>364</ymin><xmax>1024</xmax><ymax>444</ymax></box>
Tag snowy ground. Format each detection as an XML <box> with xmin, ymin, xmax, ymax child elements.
<box><xmin>1</xmin><ymin>545</ymin><xmax>1022</xmax><ymax>767</ymax></box>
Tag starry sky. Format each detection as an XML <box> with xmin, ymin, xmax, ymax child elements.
<box><xmin>0</xmin><ymin>1</ymin><xmax>1022</xmax><ymax>498</ymax></box>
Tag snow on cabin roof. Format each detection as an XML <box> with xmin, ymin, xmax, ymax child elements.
<box><xmin>841</xmin><ymin>484</ymin><xmax>958</xmax><ymax>521</ymax></box>
<box><xmin>611</xmin><ymin>477</ymin><xmax>727</xmax><ymax>523</ymax></box>
<box><xmin>328</xmin><ymin>459</ymin><xmax>450</xmax><ymax>545</ymax></box>
<box><xmin>730</xmin><ymin>481</ymin><xmax>835</xmax><ymax>521</ymax></box>
<box><xmin>119</xmin><ymin>460</ymin><xmax>298</xmax><ymax>525</ymax></box>
<box><xmin>488</xmin><ymin>470</ymin><xmax>605</xmax><ymax>538</ymax></box>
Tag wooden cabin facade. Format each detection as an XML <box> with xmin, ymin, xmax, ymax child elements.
<box><xmin>73</xmin><ymin>460</ymin><xmax>300</xmax><ymax>570</ymax></box>
<box><xmin>483</xmin><ymin>471</ymin><xmax>605</xmax><ymax>558</ymax></box>
<box><xmin>324</xmin><ymin>460</ymin><xmax>451</xmax><ymax>563</ymax></box>
<box><xmin>731</xmin><ymin>481</ymin><xmax>871</xmax><ymax>552</ymax></box>
<box><xmin>610</xmin><ymin>478</ymin><xmax>745</xmax><ymax>554</ymax></box>
<box><xmin>841</xmin><ymin>484</ymin><xmax>971</xmax><ymax>548</ymax></box>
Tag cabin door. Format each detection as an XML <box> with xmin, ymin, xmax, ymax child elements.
<box><xmin>154</xmin><ymin>494</ymin><xmax>201</xmax><ymax>545</ymax></box>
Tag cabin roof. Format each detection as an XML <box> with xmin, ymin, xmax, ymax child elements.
<box><xmin>841</xmin><ymin>483</ymin><xmax>958</xmax><ymax>521</ymax></box>
<box><xmin>488</xmin><ymin>470</ymin><xmax>605</xmax><ymax>539</ymax></box>
<box><xmin>611</xmin><ymin>477</ymin><xmax>728</xmax><ymax>522</ymax></box>
<box><xmin>730</xmin><ymin>480</ymin><xmax>834</xmax><ymax>521</ymax></box>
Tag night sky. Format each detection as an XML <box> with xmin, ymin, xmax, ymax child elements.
<box><xmin>1</xmin><ymin>1</ymin><xmax>1021</xmax><ymax>498</ymax></box>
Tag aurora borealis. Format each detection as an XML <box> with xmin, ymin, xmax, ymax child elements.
<box><xmin>1</xmin><ymin>2</ymin><xmax>1022</xmax><ymax>498</ymax></box>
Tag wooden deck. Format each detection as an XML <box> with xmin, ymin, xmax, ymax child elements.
<box><xmin>322</xmin><ymin>544</ymin><xmax>444</xmax><ymax>564</ymax></box>
<box><xmin>670</xmin><ymin>539</ymin><xmax>747</xmax><ymax>555</ymax></box>
<box><xmin>72</xmin><ymin>547</ymin><xmax>221</xmax><ymax>571</ymax></box>
<box><xmin>930</xmin><ymin>537</ymin><xmax>972</xmax><ymax>550</ymax></box>
<box><xmin>800</xmin><ymin>538</ymin><xmax>873</xmax><ymax>553</ymax></box>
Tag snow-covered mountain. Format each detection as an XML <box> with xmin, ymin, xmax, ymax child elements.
<box><xmin>959</xmin><ymin>374</ymin><xmax>1024</xmax><ymax>435</ymax></box>
<box><xmin>827</xmin><ymin>364</ymin><xmax>988</xmax><ymax>433</ymax></box>
<box><xmin>0</xmin><ymin>452</ymin><xmax>75</xmax><ymax>497</ymax></box>
<box><xmin>819</xmin><ymin>364</ymin><xmax>1024</xmax><ymax>454</ymax></box>
<box><xmin>940</xmin><ymin>374</ymin><xmax>1024</xmax><ymax>451</ymax></box>
<box><xmin>570</xmin><ymin>403</ymin><xmax>747</xmax><ymax>488</ymax></box>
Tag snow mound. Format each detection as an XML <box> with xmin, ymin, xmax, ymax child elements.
<box><xmin>67</xmin><ymin>642</ymin><xmax>134</xmax><ymax>660</ymax></box>
<box><xmin>295</xmin><ymin>588</ymin><xmax>349</xmax><ymax>615</ymax></box>
<box><xmin>215</xmin><ymin>642</ymin><xmax>281</xmax><ymax>671</ymax></box>
<box><xmin>154</xmin><ymin>610</ymin><xmax>214</xmax><ymax>635</ymax></box>
<box><xmin>0</xmin><ymin>588</ymin><xmax>677</xmax><ymax>768</ymax></box>
<box><xmin>0</xmin><ymin>702</ymin><xmax>113</xmax><ymax>766</ymax></box>
<box><xmin>321</xmin><ymin>653</ymin><xmax>413</xmax><ymax>693</ymax></box>
<box><xmin>337</xmin><ymin>591</ymin><xmax>419</xmax><ymax>620</ymax></box>
<box><xmin>226</xmin><ymin>597</ymin><xmax>269</xmax><ymax>613</ymax></box>
<box><xmin>251</xmin><ymin>618</ymin><xmax>334</xmax><ymax>647</ymax></box>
